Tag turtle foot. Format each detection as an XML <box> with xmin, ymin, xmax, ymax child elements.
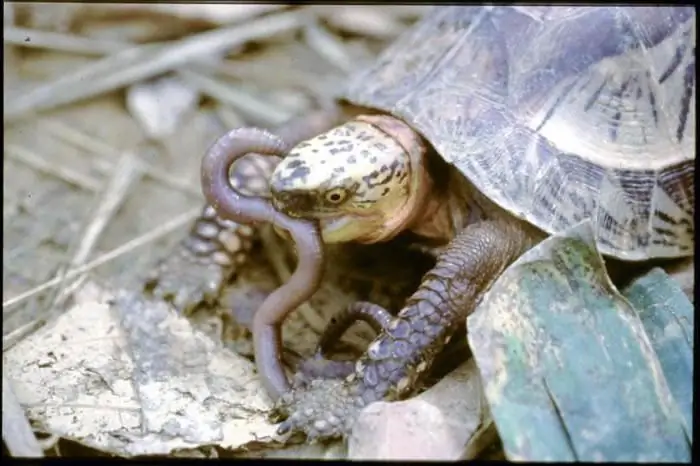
<box><xmin>271</xmin><ymin>378</ymin><xmax>365</xmax><ymax>441</ymax></box>
<box><xmin>144</xmin><ymin>205</ymin><xmax>255</xmax><ymax>315</ymax></box>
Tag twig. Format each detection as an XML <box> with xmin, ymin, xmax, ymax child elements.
<box><xmin>4</xmin><ymin>10</ymin><xmax>309</xmax><ymax>121</ymax></box>
<box><xmin>1</xmin><ymin>275</ymin><xmax>89</xmax><ymax>352</ymax></box>
<box><xmin>201</xmin><ymin>57</ymin><xmax>340</xmax><ymax>102</ymax></box>
<box><xmin>40</xmin><ymin>119</ymin><xmax>201</xmax><ymax>196</ymax></box>
<box><xmin>31</xmin><ymin>152</ymin><xmax>142</xmax><ymax>332</ymax></box>
<box><xmin>3</xmin><ymin>26</ymin><xmax>125</xmax><ymax>56</ymax></box>
<box><xmin>213</xmin><ymin>104</ymin><xmax>246</xmax><ymax>129</ymax></box>
<box><xmin>2</xmin><ymin>375</ymin><xmax>44</xmax><ymax>458</ymax></box>
<box><xmin>178</xmin><ymin>67</ymin><xmax>292</xmax><ymax>126</ymax></box>
<box><xmin>2</xmin><ymin>208</ymin><xmax>200</xmax><ymax>313</ymax></box>
<box><xmin>70</xmin><ymin>152</ymin><xmax>142</xmax><ymax>266</ymax></box>
<box><xmin>5</xmin><ymin>144</ymin><xmax>101</xmax><ymax>192</ymax></box>
<box><xmin>304</xmin><ymin>19</ymin><xmax>354</xmax><ymax>74</ymax></box>
<box><xmin>3</xmin><ymin>320</ymin><xmax>45</xmax><ymax>352</ymax></box>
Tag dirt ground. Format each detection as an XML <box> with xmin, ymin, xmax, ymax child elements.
<box><xmin>3</xmin><ymin>4</ymin><xmax>433</xmax><ymax>457</ymax></box>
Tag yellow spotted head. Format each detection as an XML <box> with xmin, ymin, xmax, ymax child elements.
<box><xmin>269</xmin><ymin>115</ymin><xmax>427</xmax><ymax>244</ymax></box>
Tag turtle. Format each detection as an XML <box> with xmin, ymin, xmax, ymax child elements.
<box><xmin>144</xmin><ymin>109</ymin><xmax>443</xmax><ymax>381</ymax></box>
<box><xmin>200</xmin><ymin>5</ymin><xmax>695</xmax><ymax>440</ymax></box>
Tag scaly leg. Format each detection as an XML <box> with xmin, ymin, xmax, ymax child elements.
<box><xmin>270</xmin><ymin>219</ymin><xmax>539</xmax><ymax>440</ymax></box>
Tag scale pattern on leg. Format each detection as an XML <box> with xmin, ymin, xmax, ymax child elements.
<box><xmin>144</xmin><ymin>153</ymin><xmax>278</xmax><ymax>314</ymax></box>
<box><xmin>271</xmin><ymin>219</ymin><xmax>538</xmax><ymax>440</ymax></box>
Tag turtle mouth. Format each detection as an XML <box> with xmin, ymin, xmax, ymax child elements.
<box><xmin>318</xmin><ymin>215</ymin><xmax>354</xmax><ymax>240</ymax></box>
<box><xmin>271</xmin><ymin>196</ymin><xmax>389</xmax><ymax>244</ymax></box>
<box><xmin>320</xmin><ymin>212</ymin><xmax>397</xmax><ymax>244</ymax></box>
<box><xmin>273</xmin><ymin>213</ymin><xmax>355</xmax><ymax>244</ymax></box>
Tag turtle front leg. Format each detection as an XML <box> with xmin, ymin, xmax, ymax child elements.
<box><xmin>271</xmin><ymin>219</ymin><xmax>540</xmax><ymax>440</ymax></box>
<box><xmin>144</xmin><ymin>154</ymin><xmax>275</xmax><ymax>315</ymax></box>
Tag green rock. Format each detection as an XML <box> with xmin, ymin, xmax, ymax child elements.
<box><xmin>467</xmin><ymin>221</ymin><xmax>691</xmax><ymax>462</ymax></box>
<box><xmin>623</xmin><ymin>267</ymin><xmax>694</xmax><ymax>439</ymax></box>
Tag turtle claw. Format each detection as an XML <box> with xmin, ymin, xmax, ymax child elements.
<box><xmin>144</xmin><ymin>206</ymin><xmax>257</xmax><ymax>315</ymax></box>
<box><xmin>271</xmin><ymin>378</ymin><xmax>362</xmax><ymax>441</ymax></box>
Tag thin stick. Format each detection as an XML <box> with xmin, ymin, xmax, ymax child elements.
<box><xmin>40</xmin><ymin>119</ymin><xmax>202</xmax><ymax>196</ymax></box>
<box><xmin>2</xmin><ymin>208</ymin><xmax>200</xmax><ymax>312</ymax></box>
<box><xmin>5</xmin><ymin>144</ymin><xmax>101</xmax><ymax>192</ymax></box>
<box><xmin>70</xmin><ymin>153</ymin><xmax>142</xmax><ymax>267</ymax></box>
<box><xmin>2</xmin><ymin>375</ymin><xmax>44</xmax><ymax>458</ymax></box>
<box><xmin>4</xmin><ymin>10</ymin><xmax>308</xmax><ymax>120</ymax></box>
<box><xmin>3</xmin><ymin>26</ymin><xmax>125</xmax><ymax>55</ymax></box>
<box><xmin>177</xmin><ymin>67</ymin><xmax>292</xmax><ymax>125</ymax></box>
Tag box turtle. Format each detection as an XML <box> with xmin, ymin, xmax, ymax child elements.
<box><xmin>198</xmin><ymin>6</ymin><xmax>695</xmax><ymax>440</ymax></box>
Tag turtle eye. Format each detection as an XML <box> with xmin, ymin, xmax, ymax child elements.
<box><xmin>324</xmin><ymin>187</ymin><xmax>348</xmax><ymax>205</ymax></box>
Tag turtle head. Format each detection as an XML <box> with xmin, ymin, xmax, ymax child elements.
<box><xmin>269</xmin><ymin>115</ymin><xmax>428</xmax><ymax>244</ymax></box>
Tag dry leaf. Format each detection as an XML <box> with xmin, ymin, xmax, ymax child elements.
<box><xmin>3</xmin><ymin>282</ymin><xmax>284</xmax><ymax>457</ymax></box>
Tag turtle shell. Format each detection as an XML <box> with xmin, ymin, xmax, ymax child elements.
<box><xmin>341</xmin><ymin>6</ymin><xmax>695</xmax><ymax>261</ymax></box>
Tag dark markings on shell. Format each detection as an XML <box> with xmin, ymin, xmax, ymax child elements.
<box><xmin>659</xmin><ymin>163</ymin><xmax>694</xmax><ymax>215</ymax></box>
<box><xmin>616</xmin><ymin>169</ymin><xmax>655</xmax><ymax>207</ymax></box>
<box><xmin>633</xmin><ymin>85</ymin><xmax>649</xmax><ymax>144</ymax></box>
<box><xmin>645</xmin><ymin>71</ymin><xmax>659</xmax><ymax>127</ymax></box>
<box><xmin>653</xmin><ymin>226</ymin><xmax>678</xmax><ymax>237</ymax></box>
<box><xmin>652</xmin><ymin>235</ymin><xmax>691</xmax><ymax>250</ymax></box>
<box><xmin>338</xmin><ymin>5</ymin><xmax>694</xmax><ymax>262</ymax></box>
<box><xmin>333</xmin><ymin>166</ymin><xmax>345</xmax><ymax>174</ymax></box>
<box><xmin>659</xmin><ymin>37</ymin><xmax>688</xmax><ymax>84</ymax></box>
<box><xmin>609</xmin><ymin>78</ymin><xmax>631</xmax><ymax>142</ymax></box>
<box><xmin>337</xmin><ymin>126</ymin><xmax>356</xmax><ymax>138</ymax></box>
<box><xmin>534</xmin><ymin>78</ymin><xmax>580</xmax><ymax>133</ymax></box>
<box><xmin>677</xmin><ymin>61</ymin><xmax>694</xmax><ymax>142</ymax></box>
<box><xmin>584</xmin><ymin>76</ymin><xmax>609</xmax><ymax>112</ymax></box>
<box><xmin>348</xmin><ymin>155</ymin><xmax>357</xmax><ymax>163</ymax></box>
<box><xmin>655</xmin><ymin>210</ymin><xmax>679</xmax><ymax>226</ymax></box>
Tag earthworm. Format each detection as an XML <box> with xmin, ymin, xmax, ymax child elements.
<box><xmin>201</xmin><ymin>127</ymin><xmax>325</xmax><ymax>400</ymax></box>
